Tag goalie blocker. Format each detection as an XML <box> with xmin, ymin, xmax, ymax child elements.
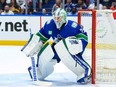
<box><xmin>21</xmin><ymin>34</ymin><xmax>43</xmax><ymax>57</ymax></box>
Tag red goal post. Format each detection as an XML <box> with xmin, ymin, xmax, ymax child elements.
<box><xmin>78</xmin><ymin>10</ymin><xmax>96</xmax><ymax>84</ymax></box>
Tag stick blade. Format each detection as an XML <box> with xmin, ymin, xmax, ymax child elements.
<box><xmin>33</xmin><ymin>81</ymin><xmax>52</xmax><ymax>86</ymax></box>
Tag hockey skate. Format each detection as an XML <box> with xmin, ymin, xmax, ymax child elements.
<box><xmin>77</xmin><ymin>74</ymin><xmax>92</xmax><ymax>84</ymax></box>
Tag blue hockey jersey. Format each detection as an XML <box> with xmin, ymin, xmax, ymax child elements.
<box><xmin>36</xmin><ymin>19</ymin><xmax>88</xmax><ymax>62</ymax></box>
<box><xmin>36</xmin><ymin>19</ymin><xmax>88</xmax><ymax>51</ymax></box>
<box><xmin>36</xmin><ymin>19</ymin><xmax>88</xmax><ymax>63</ymax></box>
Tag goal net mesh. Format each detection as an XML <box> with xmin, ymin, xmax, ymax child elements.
<box><xmin>78</xmin><ymin>10</ymin><xmax>116</xmax><ymax>83</ymax></box>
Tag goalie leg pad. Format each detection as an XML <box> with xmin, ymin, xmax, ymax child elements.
<box><xmin>28</xmin><ymin>43</ymin><xmax>57</xmax><ymax>80</ymax></box>
<box><xmin>72</xmin><ymin>55</ymin><xmax>92</xmax><ymax>83</ymax></box>
<box><xmin>37</xmin><ymin>43</ymin><xmax>57</xmax><ymax>80</ymax></box>
<box><xmin>28</xmin><ymin>59</ymin><xmax>57</xmax><ymax>80</ymax></box>
<box><xmin>37</xmin><ymin>59</ymin><xmax>57</xmax><ymax>80</ymax></box>
<box><xmin>54</xmin><ymin>39</ymin><xmax>91</xmax><ymax>83</ymax></box>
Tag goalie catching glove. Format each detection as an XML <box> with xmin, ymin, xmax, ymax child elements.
<box><xmin>21</xmin><ymin>34</ymin><xmax>43</xmax><ymax>57</ymax></box>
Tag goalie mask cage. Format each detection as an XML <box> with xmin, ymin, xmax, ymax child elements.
<box><xmin>78</xmin><ymin>10</ymin><xmax>116</xmax><ymax>84</ymax></box>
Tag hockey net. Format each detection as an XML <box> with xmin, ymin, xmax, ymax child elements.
<box><xmin>78</xmin><ymin>10</ymin><xmax>116</xmax><ymax>84</ymax></box>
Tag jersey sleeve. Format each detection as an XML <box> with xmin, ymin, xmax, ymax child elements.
<box><xmin>75</xmin><ymin>24</ymin><xmax>88</xmax><ymax>53</ymax></box>
<box><xmin>76</xmin><ymin>25</ymin><xmax>88</xmax><ymax>42</ymax></box>
<box><xmin>36</xmin><ymin>20</ymin><xmax>52</xmax><ymax>42</ymax></box>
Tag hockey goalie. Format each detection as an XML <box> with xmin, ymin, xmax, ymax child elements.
<box><xmin>21</xmin><ymin>8</ymin><xmax>92</xmax><ymax>84</ymax></box>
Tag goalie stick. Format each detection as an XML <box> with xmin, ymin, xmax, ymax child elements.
<box><xmin>31</xmin><ymin>57</ymin><xmax>37</xmax><ymax>81</ymax></box>
<box><xmin>21</xmin><ymin>28</ymin><xmax>33</xmax><ymax>52</ymax></box>
<box><xmin>21</xmin><ymin>29</ymin><xmax>52</xmax><ymax>86</ymax></box>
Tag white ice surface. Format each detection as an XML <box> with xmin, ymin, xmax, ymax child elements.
<box><xmin>0</xmin><ymin>46</ymin><xmax>116</xmax><ymax>87</ymax></box>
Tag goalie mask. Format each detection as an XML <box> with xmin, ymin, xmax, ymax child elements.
<box><xmin>53</xmin><ymin>8</ymin><xmax>67</xmax><ymax>29</ymax></box>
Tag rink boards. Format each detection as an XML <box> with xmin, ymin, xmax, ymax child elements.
<box><xmin>0</xmin><ymin>15</ymin><xmax>116</xmax><ymax>50</ymax></box>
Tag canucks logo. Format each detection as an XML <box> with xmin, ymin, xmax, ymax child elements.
<box><xmin>48</xmin><ymin>30</ymin><xmax>52</xmax><ymax>35</ymax></box>
<box><xmin>71</xmin><ymin>22</ymin><xmax>77</xmax><ymax>28</ymax></box>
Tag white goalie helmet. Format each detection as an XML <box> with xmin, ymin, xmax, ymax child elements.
<box><xmin>53</xmin><ymin>8</ymin><xmax>67</xmax><ymax>29</ymax></box>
